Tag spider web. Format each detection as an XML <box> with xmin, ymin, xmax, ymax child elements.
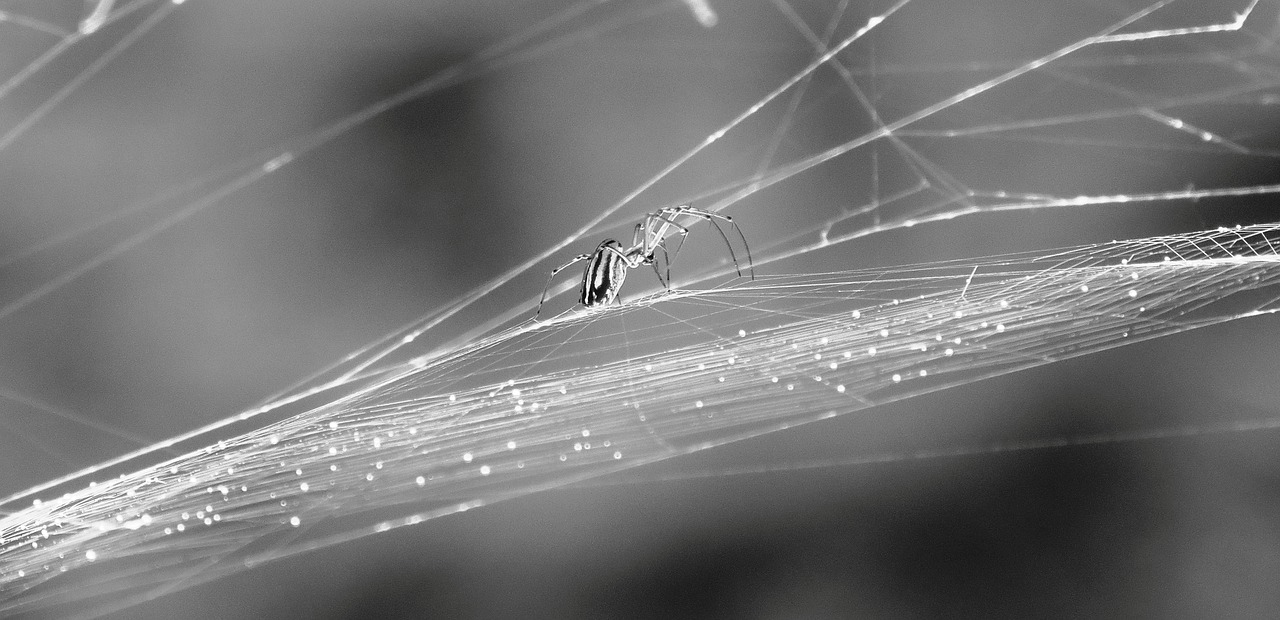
<box><xmin>0</xmin><ymin>0</ymin><xmax>1278</xmax><ymax>616</ymax></box>
<box><xmin>3</xmin><ymin>223</ymin><xmax>1280</xmax><ymax>616</ymax></box>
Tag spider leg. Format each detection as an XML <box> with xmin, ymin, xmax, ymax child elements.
<box><xmin>536</xmin><ymin>253</ymin><xmax>591</xmax><ymax>319</ymax></box>
<box><xmin>656</xmin><ymin>206</ymin><xmax>754</xmax><ymax>279</ymax></box>
<box><xmin>675</xmin><ymin>206</ymin><xmax>754</xmax><ymax>279</ymax></box>
<box><xmin>649</xmin><ymin>240</ymin><xmax>673</xmax><ymax>289</ymax></box>
<box><xmin>646</xmin><ymin>215</ymin><xmax>689</xmax><ymax>283</ymax></box>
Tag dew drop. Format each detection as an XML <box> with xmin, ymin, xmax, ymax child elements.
<box><xmin>416</xmin><ymin>476</ymin><xmax>426</xmax><ymax>486</ymax></box>
<box><xmin>290</xmin><ymin>516</ymin><xmax>301</xmax><ymax>527</ymax></box>
<box><xmin>85</xmin><ymin>550</ymin><xmax>97</xmax><ymax>561</ymax></box>
<box><xmin>480</xmin><ymin>465</ymin><xmax>491</xmax><ymax>476</ymax></box>
<box><xmin>892</xmin><ymin>374</ymin><xmax>902</xmax><ymax>382</ymax></box>
<box><xmin>1128</xmin><ymin>289</ymin><xmax>1138</xmax><ymax>298</ymax></box>
<box><xmin>463</xmin><ymin>452</ymin><xmax>474</xmax><ymax>463</ymax></box>
<box><xmin>836</xmin><ymin>385</ymin><xmax>846</xmax><ymax>393</ymax></box>
<box><xmin>299</xmin><ymin>482</ymin><xmax>309</xmax><ymax>492</ymax></box>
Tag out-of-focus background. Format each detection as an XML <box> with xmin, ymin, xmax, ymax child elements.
<box><xmin>2</xmin><ymin>0</ymin><xmax>1280</xmax><ymax>617</ymax></box>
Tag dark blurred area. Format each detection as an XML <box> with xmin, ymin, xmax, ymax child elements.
<box><xmin>0</xmin><ymin>0</ymin><xmax>1278</xmax><ymax>617</ymax></box>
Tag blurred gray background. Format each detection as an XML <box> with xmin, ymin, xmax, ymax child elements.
<box><xmin>1</xmin><ymin>0</ymin><xmax>1279</xmax><ymax>617</ymax></box>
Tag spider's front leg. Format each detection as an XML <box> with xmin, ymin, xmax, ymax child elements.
<box><xmin>642</xmin><ymin>212</ymin><xmax>693</xmax><ymax>287</ymax></box>
<box><xmin>656</xmin><ymin>205</ymin><xmax>754</xmax><ymax>279</ymax></box>
<box><xmin>633</xmin><ymin>221</ymin><xmax>673</xmax><ymax>289</ymax></box>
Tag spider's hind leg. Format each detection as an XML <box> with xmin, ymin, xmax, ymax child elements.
<box><xmin>536</xmin><ymin>252</ymin><xmax>591</xmax><ymax>319</ymax></box>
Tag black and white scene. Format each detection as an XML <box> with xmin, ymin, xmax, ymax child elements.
<box><xmin>1</xmin><ymin>0</ymin><xmax>1279</xmax><ymax>618</ymax></box>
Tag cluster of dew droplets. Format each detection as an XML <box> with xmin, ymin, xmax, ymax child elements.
<box><xmin>2</xmin><ymin>225</ymin><xmax>1280</xmax><ymax>607</ymax></box>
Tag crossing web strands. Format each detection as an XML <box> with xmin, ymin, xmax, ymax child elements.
<box><xmin>3</xmin><ymin>223</ymin><xmax>1280</xmax><ymax>614</ymax></box>
<box><xmin>0</xmin><ymin>0</ymin><xmax>1280</xmax><ymax>615</ymax></box>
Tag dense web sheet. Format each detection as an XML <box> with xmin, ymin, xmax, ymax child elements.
<box><xmin>0</xmin><ymin>0</ymin><xmax>1278</xmax><ymax>615</ymax></box>
<box><xmin>3</xmin><ymin>224</ymin><xmax>1280</xmax><ymax>614</ymax></box>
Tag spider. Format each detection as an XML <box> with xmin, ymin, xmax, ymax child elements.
<box><xmin>536</xmin><ymin>205</ymin><xmax>753</xmax><ymax>318</ymax></box>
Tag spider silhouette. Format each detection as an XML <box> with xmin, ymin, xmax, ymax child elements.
<box><xmin>536</xmin><ymin>205</ymin><xmax>753</xmax><ymax>318</ymax></box>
